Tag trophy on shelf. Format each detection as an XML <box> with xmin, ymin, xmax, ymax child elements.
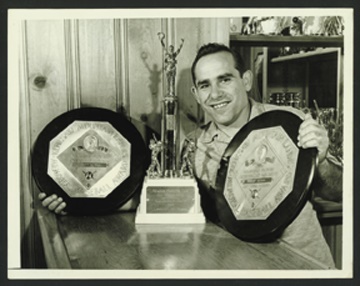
<box><xmin>135</xmin><ymin>33</ymin><xmax>205</xmax><ymax>224</ymax></box>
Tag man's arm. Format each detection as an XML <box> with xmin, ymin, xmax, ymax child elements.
<box><xmin>297</xmin><ymin>113</ymin><xmax>343</xmax><ymax>202</ymax></box>
<box><xmin>38</xmin><ymin>192</ymin><xmax>139</xmax><ymax>215</ymax></box>
<box><xmin>312</xmin><ymin>155</ymin><xmax>343</xmax><ymax>202</ymax></box>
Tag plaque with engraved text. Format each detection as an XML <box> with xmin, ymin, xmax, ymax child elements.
<box><xmin>146</xmin><ymin>186</ymin><xmax>195</xmax><ymax>214</ymax></box>
<box><xmin>215</xmin><ymin>110</ymin><xmax>317</xmax><ymax>242</ymax></box>
<box><xmin>32</xmin><ymin>108</ymin><xmax>149</xmax><ymax>214</ymax></box>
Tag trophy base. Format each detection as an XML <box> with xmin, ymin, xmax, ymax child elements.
<box><xmin>135</xmin><ymin>176</ymin><xmax>206</xmax><ymax>224</ymax></box>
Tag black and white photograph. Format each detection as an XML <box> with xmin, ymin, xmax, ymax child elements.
<box><xmin>6</xmin><ymin>6</ymin><xmax>355</xmax><ymax>283</ymax></box>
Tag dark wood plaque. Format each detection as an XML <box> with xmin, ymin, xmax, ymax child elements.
<box><xmin>32</xmin><ymin>107</ymin><xmax>149</xmax><ymax>215</ymax></box>
<box><xmin>214</xmin><ymin>110</ymin><xmax>317</xmax><ymax>242</ymax></box>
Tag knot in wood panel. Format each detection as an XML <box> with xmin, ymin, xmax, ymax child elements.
<box><xmin>33</xmin><ymin>75</ymin><xmax>47</xmax><ymax>89</ymax></box>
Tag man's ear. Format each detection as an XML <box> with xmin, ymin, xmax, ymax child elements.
<box><xmin>191</xmin><ymin>86</ymin><xmax>200</xmax><ymax>103</ymax></box>
<box><xmin>242</xmin><ymin>70</ymin><xmax>253</xmax><ymax>92</ymax></box>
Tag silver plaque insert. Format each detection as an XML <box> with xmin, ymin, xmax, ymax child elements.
<box><xmin>224</xmin><ymin>126</ymin><xmax>299</xmax><ymax>220</ymax></box>
<box><xmin>48</xmin><ymin>121</ymin><xmax>131</xmax><ymax>198</ymax></box>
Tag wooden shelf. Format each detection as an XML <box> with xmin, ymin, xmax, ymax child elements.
<box><xmin>230</xmin><ymin>34</ymin><xmax>344</xmax><ymax>47</ymax></box>
<box><xmin>271</xmin><ymin>47</ymin><xmax>340</xmax><ymax>63</ymax></box>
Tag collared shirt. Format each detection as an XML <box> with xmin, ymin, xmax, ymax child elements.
<box><xmin>190</xmin><ymin>98</ymin><xmax>305</xmax><ymax>190</ymax></box>
<box><xmin>187</xmin><ymin>98</ymin><xmax>335</xmax><ymax>268</ymax></box>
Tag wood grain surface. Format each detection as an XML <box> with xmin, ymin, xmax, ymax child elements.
<box><xmin>37</xmin><ymin>207</ymin><xmax>328</xmax><ymax>270</ymax></box>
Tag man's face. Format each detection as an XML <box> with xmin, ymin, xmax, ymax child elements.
<box><xmin>192</xmin><ymin>51</ymin><xmax>252</xmax><ymax>128</ymax></box>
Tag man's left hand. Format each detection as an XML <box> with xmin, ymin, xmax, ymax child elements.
<box><xmin>297</xmin><ymin>113</ymin><xmax>329</xmax><ymax>163</ymax></box>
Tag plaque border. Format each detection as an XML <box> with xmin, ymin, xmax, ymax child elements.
<box><xmin>214</xmin><ymin>110</ymin><xmax>317</xmax><ymax>242</ymax></box>
<box><xmin>31</xmin><ymin>107</ymin><xmax>149</xmax><ymax>215</ymax></box>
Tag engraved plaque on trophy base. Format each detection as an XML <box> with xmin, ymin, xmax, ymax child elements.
<box><xmin>135</xmin><ymin>177</ymin><xmax>206</xmax><ymax>224</ymax></box>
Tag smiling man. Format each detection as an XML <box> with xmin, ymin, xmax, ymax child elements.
<box><xmin>191</xmin><ymin>50</ymin><xmax>251</xmax><ymax>130</ymax></box>
<box><xmin>189</xmin><ymin>43</ymin><xmax>342</xmax><ymax>268</ymax></box>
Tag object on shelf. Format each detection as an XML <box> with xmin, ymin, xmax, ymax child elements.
<box><xmin>279</xmin><ymin>46</ymin><xmax>317</xmax><ymax>56</ymax></box>
<box><xmin>268</xmin><ymin>92</ymin><xmax>303</xmax><ymax>109</ymax></box>
<box><xmin>324</xmin><ymin>16</ymin><xmax>345</xmax><ymax>36</ymax></box>
<box><xmin>289</xmin><ymin>17</ymin><xmax>304</xmax><ymax>36</ymax></box>
<box><xmin>272</xmin><ymin>47</ymin><xmax>340</xmax><ymax>62</ymax></box>
<box><xmin>303</xmin><ymin>16</ymin><xmax>344</xmax><ymax>36</ymax></box>
<box><xmin>237</xmin><ymin>16</ymin><xmax>344</xmax><ymax>36</ymax></box>
<box><xmin>242</xmin><ymin>16</ymin><xmax>287</xmax><ymax>35</ymax></box>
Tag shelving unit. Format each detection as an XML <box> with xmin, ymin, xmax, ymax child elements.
<box><xmin>230</xmin><ymin>35</ymin><xmax>343</xmax><ymax>112</ymax></box>
<box><xmin>268</xmin><ymin>47</ymin><xmax>342</xmax><ymax>111</ymax></box>
<box><xmin>230</xmin><ymin>34</ymin><xmax>344</xmax><ymax>47</ymax></box>
<box><xmin>271</xmin><ymin>47</ymin><xmax>340</xmax><ymax>63</ymax></box>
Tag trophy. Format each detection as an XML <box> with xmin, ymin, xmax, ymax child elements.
<box><xmin>135</xmin><ymin>33</ymin><xmax>205</xmax><ymax>224</ymax></box>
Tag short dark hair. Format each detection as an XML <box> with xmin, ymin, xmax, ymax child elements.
<box><xmin>191</xmin><ymin>43</ymin><xmax>246</xmax><ymax>85</ymax></box>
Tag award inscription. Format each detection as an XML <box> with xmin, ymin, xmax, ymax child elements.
<box><xmin>224</xmin><ymin>126</ymin><xmax>299</xmax><ymax>220</ymax></box>
<box><xmin>48</xmin><ymin>121</ymin><xmax>131</xmax><ymax>198</ymax></box>
<box><xmin>146</xmin><ymin>186</ymin><xmax>195</xmax><ymax>214</ymax></box>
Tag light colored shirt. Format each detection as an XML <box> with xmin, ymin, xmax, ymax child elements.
<box><xmin>188</xmin><ymin>98</ymin><xmax>335</xmax><ymax>268</ymax></box>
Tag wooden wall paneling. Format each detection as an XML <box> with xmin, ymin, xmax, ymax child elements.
<box><xmin>174</xmin><ymin>18</ymin><xmax>230</xmax><ymax>139</ymax></box>
<box><xmin>19</xmin><ymin>20</ymin><xmax>36</xmax><ymax>268</ymax></box>
<box><xmin>114</xmin><ymin>19</ymin><xmax>128</xmax><ymax>116</ymax></box>
<box><xmin>23</xmin><ymin>19</ymin><xmax>69</xmax><ymax>267</ymax></box>
<box><xmin>26</xmin><ymin>20</ymin><xmax>69</xmax><ymax>140</ymax></box>
<box><xmin>127</xmin><ymin>18</ymin><xmax>164</xmax><ymax>135</ymax></box>
<box><xmin>64</xmin><ymin>19</ymin><xmax>81</xmax><ymax>110</ymax></box>
<box><xmin>77</xmin><ymin>19</ymin><xmax>117</xmax><ymax>110</ymax></box>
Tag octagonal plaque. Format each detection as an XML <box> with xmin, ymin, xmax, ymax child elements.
<box><xmin>224</xmin><ymin>126</ymin><xmax>299</xmax><ymax>220</ymax></box>
<box><xmin>214</xmin><ymin>110</ymin><xmax>317</xmax><ymax>242</ymax></box>
<box><xmin>32</xmin><ymin>108</ymin><xmax>150</xmax><ymax>215</ymax></box>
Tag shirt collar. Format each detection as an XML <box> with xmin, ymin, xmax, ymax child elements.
<box><xmin>201</xmin><ymin>122</ymin><xmax>233</xmax><ymax>144</ymax></box>
<box><xmin>248</xmin><ymin>97</ymin><xmax>266</xmax><ymax>120</ymax></box>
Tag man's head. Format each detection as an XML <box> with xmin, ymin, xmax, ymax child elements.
<box><xmin>191</xmin><ymin>43</ymin><xmax>253</xmax><ymax>128</ymax></box>
<box><xmin>191</xmin><ymin>43</ymin><xmax>246</xmax><ymax>84</ymax></box>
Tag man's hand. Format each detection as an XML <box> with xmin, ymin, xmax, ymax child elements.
<box><xmin>297</xmin><ymin>113</ymin><xmax>329</xmax><ymax>163</ymax></box>
<box><xmin>38</xmin><ymin>192</ymin><xmax>67</xmax><ymax>215</ymax></box>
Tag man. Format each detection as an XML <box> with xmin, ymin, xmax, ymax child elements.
<box><xmin>188</xmin><ymin>43</ymin><xmax>342</xmax><ymax>268</ymax></box>
<box><xmin>40</xmin><ymin>42</ymin><xmax>342</xmax><ymax>268</ymax></box>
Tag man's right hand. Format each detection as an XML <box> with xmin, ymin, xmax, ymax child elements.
<box><xmin>38</xmin><ymin>192</ymin><xmax>68</xmax><ymax>215</ymax></box>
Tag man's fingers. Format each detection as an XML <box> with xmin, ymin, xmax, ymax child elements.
<box><xmin>41</xmin><ymin>194</ymin><xmax>58</xmax><ymax>208</ymax></box>
<box><xmin>38</xmin><ymin>192</ymin><xmax>47</xmax><ymax>200</ymax></box>
<box><xmin>54</xmin><ymin>202</ymin><xmax>67</xmax><ymax>215</ymax></box>
<box><xmin>38</xmin><ymin>193</ymin><xmax>68</xmax><ymax>215</ymax></box>
<box><xmin>299</xmin><ymin>114</ymin><xmax>323</xmax><ymax>133</ymax></box>
<box><xmin>47</xmin><ymin>197</ymin><xmax>64</xmax><ymax>211</ymax></box>
<box><xmin>298</xmin><ymin>138</ymin><xmax>318</xmax><ymax>149</ymax></box>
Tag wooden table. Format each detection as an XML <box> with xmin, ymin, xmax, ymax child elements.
<box><xmin>37</xmin><ymin>207</ymin><xmax>329</xmax><ymax>270</ymax></box>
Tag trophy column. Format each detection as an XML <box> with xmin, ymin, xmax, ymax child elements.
<box><xmin>135</xmin><ymin>33</ymin><xmax>205</xmax><ymax>224</ymax></box>
<box><xmin>162</xmin><ymin>96</ymin><xmax>178</xmax><ymax>178</ymax></box>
